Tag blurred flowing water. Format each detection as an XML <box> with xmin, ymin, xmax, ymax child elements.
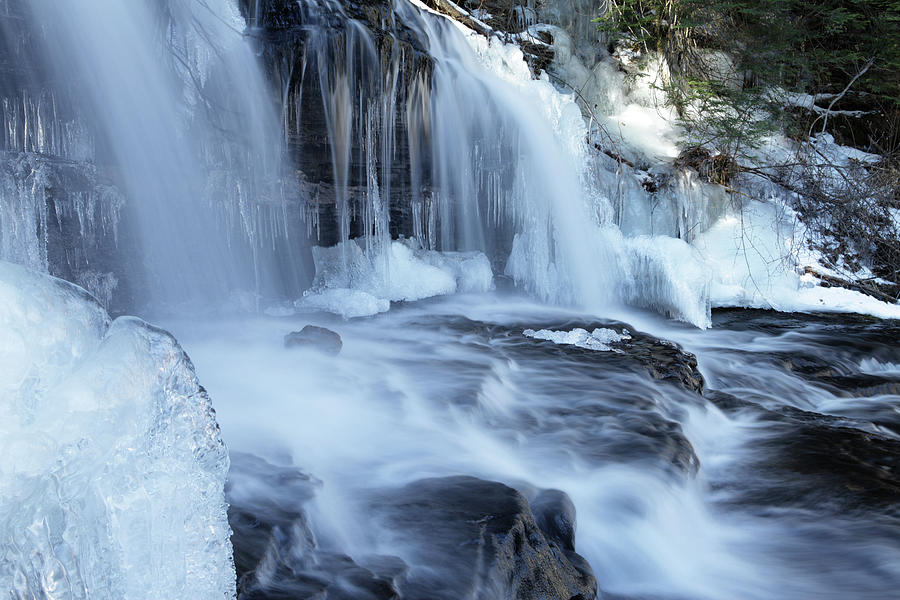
<box><xmin>11</xmin><ymin>0</ymin><xmax>300</xmax><ymax>307</ymax></box>
<box><xmin>165</xmin><ymin>296</ymin><xmax>900</xmax><ymax>599</ymax></box>
<box><xmin>2</xmin><ymin>0</ymin><xmax>720</xmax><ymax>324</ymax></box>
<box><xmin>1</xmin><ymin>0</ymin><xmax>899</xmax><ymax>598</ymax></box>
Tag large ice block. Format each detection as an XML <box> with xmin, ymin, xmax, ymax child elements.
<box><xmin>0</xmin><ymin>261</ymin><xmax>234</xmax><ymax>599</ymax></box>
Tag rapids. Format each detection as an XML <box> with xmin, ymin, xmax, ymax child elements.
<box><xmin>162</xmin><ymin>297</ymin><xmax>900</xmax><ymax>600</ymax></box>
<box><xmin>1</xmin><ymin>0</ymin><xmax>899</xmax><ymax>598</ymax></box>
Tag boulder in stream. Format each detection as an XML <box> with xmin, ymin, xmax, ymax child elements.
<box><xmin>371</xmin><ymin>476</ymin><xmax>598</xmax><ymax>600</ymax></box>
<box><xmin>228</xmin><ymin>457</ymin><xmax>597</xmax><ymax>600</ymax></box>
<box><xmin>284</xmin><ymin>325</ymin><xmax>343</xmax><ymax>355</ymax></box>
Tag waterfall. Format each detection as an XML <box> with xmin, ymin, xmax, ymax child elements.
<box><xmin>0</xmin><ymin>0</ymin><xmax>717</xmax><ymax>324</ymax></box>
<box><xmin>10</xmin><ymin>0</ymin><xmax>301</xmax><ymax>310</ymax></box>
<box><xmin>246</xmin><ymin>0</ymin><xmax>711</xmax><ymax>324</ymax></box>
<box><xmin>2</xmin><ymin>0</ymin><xmax>714</xmax><ymax>323</ymax></box>
<box><xmin>4</xmin><ymin>2</ymin><xmax>900</xmax><ymax>600</ymax></box>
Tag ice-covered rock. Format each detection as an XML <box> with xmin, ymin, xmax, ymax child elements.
<box><xmin>298</xmin><ymin>239</ymin><xmax>494</xmax><ymax>318</ymax></box>
<box><xmin>0</xmin><ymin>261</ymin><xmax>234</xmax><ymax>598</ymax></box>
<box><xmin>299</xmin><ymin>287</ymin><xmax>392</xmax><ymax>319</ymax></box>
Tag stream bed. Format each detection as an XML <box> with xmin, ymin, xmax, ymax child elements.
<box><xmin>164</xmin><ymin>296</ymin><xmax>900</xmax><ymax>600</ymax></box>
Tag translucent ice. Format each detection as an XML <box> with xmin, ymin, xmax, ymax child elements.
<box><xmin>0</xmin><ymin>261</ymin><xmax>234</xmax><ymax>599</ymax></box>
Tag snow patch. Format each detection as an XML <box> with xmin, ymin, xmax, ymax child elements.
<box><xmin>693</xmin><ymin>199</ymin><xmax>900</xmax><ymax>320</ymax></box>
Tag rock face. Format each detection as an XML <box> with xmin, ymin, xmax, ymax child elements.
<box><xmin>228</xmin><ymin>456</ymin><xmax>597</xmax><ymax>600</ymax></box>
<box><xmin>371</xmin><ymin>476</ymin><xmax>597</xmax><ymax>600</ymax></box>
<box><xmin>530</xmin><ymin>489</ymin><xmax>577</xmax><ymax>552</ymax></box>
<box><xmin>284</xmin><ymin>325</ymin><xmax>343</xmax><ymax>354</ymax></box>
<box><xmin>242</xmin><ymin>0</ymin><xmax>436</xmax><ymax>247</ymax></box>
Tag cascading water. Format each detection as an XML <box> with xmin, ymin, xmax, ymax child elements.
<box><xmin>3</xmin><ymin>0</ymin><xmax>900</xmax><ymax>599</ymax></box>
<box><xmin>2</xmin><ymin>0</ymin><xmax>713</xmax><ymax>324</ymax></box>
<box><xmin>10</xmin><ymin>0</ymin><xmax>304</xmax><ymax>309</ymax></box>
<box><xmin>247</xmin><ymin>0</ymin><xmax>710</xmax><ymax>325</ymax></box>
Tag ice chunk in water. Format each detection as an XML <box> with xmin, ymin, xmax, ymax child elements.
<box><xmin>524</xmin><ymin>327</ymin><xmax>632</xmax><ymax>352</ymax></box>
<box><xmin>0</xmin><ymin>261</ymin><xmax>233</xmax><ymax>598</ymax></box>
<box><xmin>299</xmin><ymin>288</ymin><xmax>392</xmax><ymax>319</ymax></box>
<box><xmin>299</xmin><ymin>239</ymin><xmax>494</xmax><ymax>317</ymax></box>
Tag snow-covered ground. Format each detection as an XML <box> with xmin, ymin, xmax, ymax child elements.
<box><xmin>514</xmin><ymin>7</ymin><xmax>900</xmax><ymax>325</ymax></box>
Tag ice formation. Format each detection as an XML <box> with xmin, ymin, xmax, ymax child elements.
<box><xmin>524</xmin><ymin>327</ymin><xmax>632</xmax><ymax>352</ymax></box>
<box><xmin>287</xmin><ymin>1</ymin><xmax>900</xmax><ymax>327</ymax></box>
<box><xmin>0</xmin><ymin>154</ymin><xmax>123</xmax><ymax>292</ymax></box>
<box><xmin>3</xmin><ymin>0</ymin><xmax>897</xmax><ymax>333</ymax></box>
<box><xmin>298</xmin><ymin>239</ymin><xmax>494</xmax><ymax>317</ymax></box>
<box><xmin>0</xmin><ymin>261</ymin><xmax>234</xmax><ymax>598</ymax></box>
<box><xmin>19</xmin><ymin>0</ymin><xmax>292</xmax><ymax>307</ymax></box>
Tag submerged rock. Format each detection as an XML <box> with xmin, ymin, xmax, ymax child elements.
<box><xmin>518</xmin><ymin>319</ymin><xmax>704</xmax><ymax>393</ymax></box>
<box><xmin>284</xmin><ymin>324</ymin><xmax>343</xmax><ymax>355</ymax></box>
<box><xmin>421</xmin><ymin>315</ymin><xmax>702</xmax><ymax>476</ymax></box>
<box><xmin>227</xmin><ymin>453</ymin><xmax>402</xmax><ymax>600</ymax></box>
<box><xmin>707</xmin><ymin>391</ymin><xmax>900</xmax><ymax>510</ymax></box>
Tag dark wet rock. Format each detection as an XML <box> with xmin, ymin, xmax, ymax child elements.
<box><xmin>518</xmin><ymin>40</ymin><xmax>555</xmax><ymax>77</ymax></box>
<box><xmin>240</xmin><ymin>0</ymin><xmax>437</xmax><ymax>247</ymax></box>
<box><xmin>775</xmin><ymin>412</ymin><xmax>900</xmax><ymax>509</ymax></box>
<box><xmin>705</xmin><ymin>308</ymin><xmax>900</xmax><ymax>402</ymax></box>
<box><xmin>623</xmin><ymin>334</ymin><xmax>704</xmax><ymax>393</ymax></box>
<box><xmin>226</xmin><ymin>453</ymin><xmax>320</xmax><ymax>583</ymax></box>
<box><xmin>227</xmin><ymin>453</ymin><xmax>403</xmax><ymax>600</ymax></box>
<box><xmin>511</xmin><ymin>319</ymin><xmax>704</xmax><ymax>393</ymax></box>
<box><xmin>706</xmin><ymin>392</ymin><xmax>900</xmax><ymax>510</ymax></box>
<box><xmin>703</xmin><ymin>389</ymin><xmax>751</xmax><ymax>413</ymax></box>
<box><xmin>712</xmin><ymin>308</ymin><xmax>900</xmax><ymax>344</ymax></box>
<box><xmin>284</xmin><ymin>325</ymin><xmax>343</xmax><ymax>355</ymax></box>
<box><xmin>371</xmin><ymin>476</ymin><xmax>598</xmax><ymax>600</ymax></box>
<box><xmin>530</xmin><ymin>489</ymin><xmax>576</xmax><ymax>552</ymax></box>
<box><xmin>407</xmin><ymin>315</ymin><xmax>702</xmax><ymax>476</ymax></box>
<box><xmin>228</xmin><ymin>458</ymin><xmax>596</xmax><ymax>600</ymax></box>
<box><xmin>538</xmin><ymin>403</ymin><xmax>700</xmax><ymax>476</ymax></box>
<box><xmin>777</xmin><ymin>355</ymin><xmax>900</xmax><ymax>397</ymax></box>
<box><xmin>815</xmin><ymin>373</ymin><xmax>900</xmax><ymax>397</ymax></box>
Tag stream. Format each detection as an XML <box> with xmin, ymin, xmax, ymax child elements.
<box><xmin>164</xmin><ymin>296</ymin><xmax>900</xmax><ymax>599</ymax></box>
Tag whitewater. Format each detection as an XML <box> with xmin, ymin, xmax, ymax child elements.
<box><xmin>1</xmin><ymin>0</ymin><xmax>899</xmax><ymax>598</ymax></box>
